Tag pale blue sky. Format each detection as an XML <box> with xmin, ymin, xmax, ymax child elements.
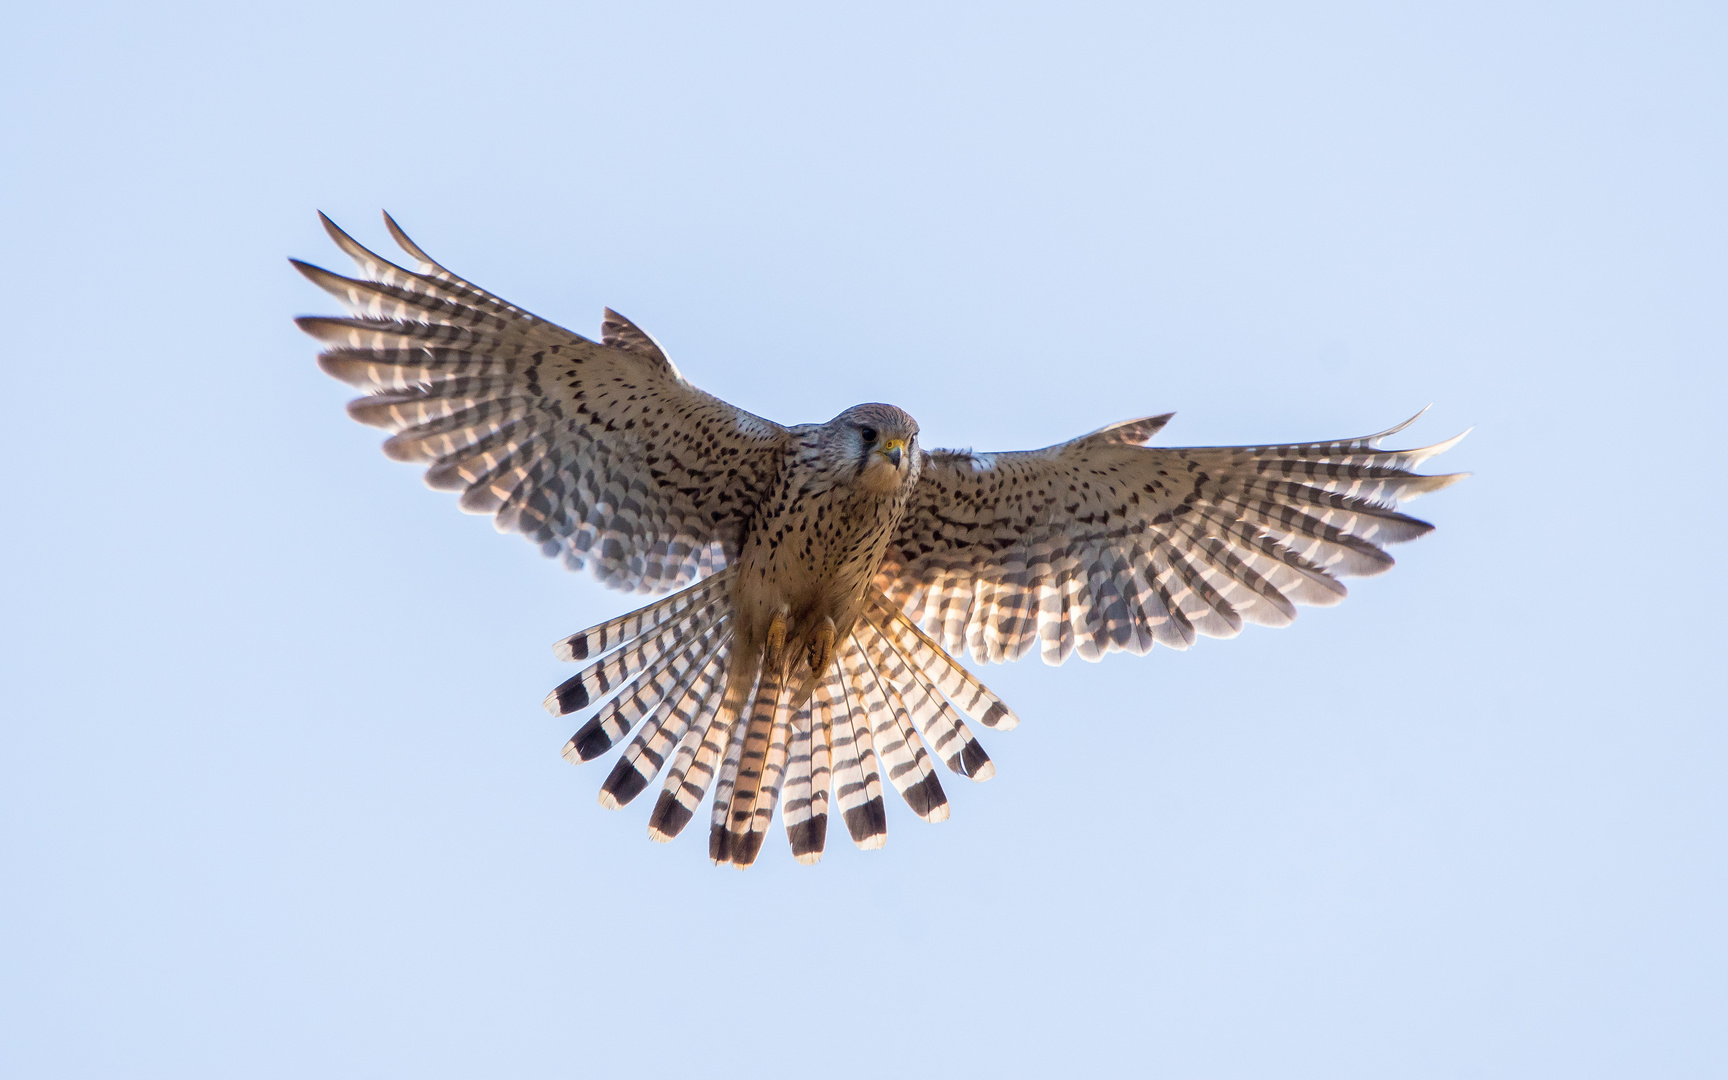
<box><xmin>3</xmin><ymin>2</ymin><xmax>1723</xmax><ymax>1077</ymax></box>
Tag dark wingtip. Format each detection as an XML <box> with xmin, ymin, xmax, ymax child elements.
<box><xmin>317</xmin><ymin>211</ymin><xmax>353</xmax><ymax>246</ymax></box>
<box><xmin>708</xmin><ymin>824</ymin><xmax>732</xmax><ymax>864</ymax></box>
<box><xmin>1141</xmin><ymin>411</ymin><xmax>1177</xmax><ymax>441</ymax></box>
<box><xmin>1399</xmin><ymin>517</ymin><xmax>1437</xmax><ymax>541</ymax></box>
<box><xmin>382</xmin><ymin>210</ymin><xmax>436</xmax><ymax>266</ymax></box>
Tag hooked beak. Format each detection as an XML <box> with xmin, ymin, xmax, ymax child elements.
<box><xmin>877</xmin><ymin>438</ymin><xmax>905</xmax><ymax>468</ymax></box>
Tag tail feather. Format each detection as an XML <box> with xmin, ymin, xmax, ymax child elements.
<box><xmin>543</xmin><ymin>589</ymin><xmax>728</xmax><ymax>717</ymax></box>
<box><xmin>864</xmin><ymin>592</ymin><xmax>1019</xmax><ymax>730</ymax></box>
<box><xmin>645</xmin><ymin>671</ymin><xmax>740</xmax><ymax>842</ymax></box>
<box><xmin>832</xmin><ymin>643</ymin><xmax>889</xmax><ymax>848</ymax></box>
<box><xmin>695</xmin><ymin>697</ymin><xmax>751</xmax><ymax>854</ymax></box>
<box><xmin>552</xmin><ymin>571</ymin><xmax>733</xmax><ymax>663</ymax></box>
<box><xmin>781</xmin><ymin>682</ymin><xmax>831</xmax><ymax>865</ymax></box>
<box><xmin>562</xmin><ymin>627</ymin><xmax>716</xmax><ymax>765</ymax></box>
<box><xmin>718</xmin><ymin>669</ymin><xmax>792</xmax><ymax>867</ymax></box>
<box><xmin>600</xmin><ymin>634</ymin><xmax>731</xmax><ymax>809</ymax></box>
<box><xmin>858</xmin><ymin>621</ymin><xmax>993</xmax><ymax>782</ymax></box>
<box><xmin>860</xmin><ymin>647</ymin><xmax>948</xmax><ymax>823</ymax></box>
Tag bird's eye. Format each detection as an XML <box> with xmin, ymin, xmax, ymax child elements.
<box><xmin>860</xmin><ymin>426</ymin><xmax>878</xmax><ymax>443</ymax></box>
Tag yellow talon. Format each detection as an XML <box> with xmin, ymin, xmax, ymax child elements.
<box><xmin>766</xmin><ymin>611</ymin><xmax>788</xmax><ymax>664</ymax></box>
<box><xmin>808</xmin><ymin>616</ymin><xmax>837</xmax><ymax>677</ymax></box>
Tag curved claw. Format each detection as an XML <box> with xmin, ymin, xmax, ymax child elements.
<box><xmin>765</xmin><ymin>610</ymin><xmax>788</xmax><ymax>667</ymax></box>
<box><xmin>808</xmin><ymin>616</ymin><xmax>837</xmax><ymax>679</ymax></box>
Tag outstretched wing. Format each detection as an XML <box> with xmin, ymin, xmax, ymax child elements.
<box><xmin>294</xmin><ymin>213</ymin><xmax>788</xmax><ymax>593</ymax></box>
<box><xmin>877</xmin><ymin>412</ymin><xmax>1466</xmax><ymax>664</ymax></box>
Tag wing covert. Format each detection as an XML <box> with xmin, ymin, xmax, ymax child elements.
<box><xmin>877</xmin><ymin>412</ymin><xmax>1466</xmax><ymax>664</ymax></box>
<box><xmin>296</xmin><ymin>212</ymin><xmax>788</xmax><ymax>593</ymax></box>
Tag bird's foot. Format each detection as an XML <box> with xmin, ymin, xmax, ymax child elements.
<box><xmin>765</xmin><ymin>610</ymin><xmax>788</xmax><ymax>667</ymax></box>
<box><xmin>807</xmin><ymin>616</ymin><xmax>837</xmax><ymax>678</ymax></box>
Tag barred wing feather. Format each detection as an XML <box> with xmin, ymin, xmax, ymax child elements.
<box><xmin>878</xmin><ymin>412</ymin><xmax>1466</xmax><ymax>665</ymax></box>
<box><xmin>295</xmin><ymin>212</ymin><xmax>788</xmax><ymax>593</ymax></box>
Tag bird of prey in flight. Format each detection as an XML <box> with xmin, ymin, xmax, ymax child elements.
<box><xmin>294</xmin><ymin>213</ymin><xmax>1465</xmax><ymax>868</ymax></box>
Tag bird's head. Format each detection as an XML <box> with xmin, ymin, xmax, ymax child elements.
<box><xmin>827</xmin><ymin>403</ymin><xmax>920</xmax><ymax>496</ymax></box>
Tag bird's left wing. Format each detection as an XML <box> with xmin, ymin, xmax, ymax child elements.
<box><xmin>875</xmin><ymin>413</ymin><xmax>1466</xmax><ymax>664</ymax></box>
<box><xmin>295</xmin><ymin>213</ymin><xmax>789</xmax><ymax>593</ymax></box>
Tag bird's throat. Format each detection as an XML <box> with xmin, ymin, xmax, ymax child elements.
<box><xmin>859</xmin><ymin>459</ymin><xmax>903</xmax><ymax>495</ymax></box>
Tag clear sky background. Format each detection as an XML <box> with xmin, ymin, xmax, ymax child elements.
<box><xmin>3</xmin><ymin>2</ymin><xmax>1723</xmax><ymax>1077</ymax></box>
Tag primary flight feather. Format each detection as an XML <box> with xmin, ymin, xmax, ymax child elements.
<box><xmin>295</xmin><ymin>212</ymin><xmax>1466</xmax><ymax>868</ymax></box>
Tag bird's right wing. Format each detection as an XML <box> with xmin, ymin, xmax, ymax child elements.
<box><xmin>294</xmin><ymin>213</ymin><xmax>789</xmax><ymax>593</ymax></box>
<box><xmin>876</xmin><ymin>412</ymin><xmax>1467</xmax><ymax>664</ymax></box>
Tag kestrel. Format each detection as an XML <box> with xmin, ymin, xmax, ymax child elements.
<box><xmin>295</xmin><ymin>213</ymin><xmax>1466</xmax><ymax>868</ymax></box>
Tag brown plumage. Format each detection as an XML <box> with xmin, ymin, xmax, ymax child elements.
<box><xmin>295</xmin><ymin>212</ymin><xmax>1468</xmax><ymax>868</ymax></box>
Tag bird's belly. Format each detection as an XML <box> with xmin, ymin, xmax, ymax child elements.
<box><xmin>733</xmin><ymin>506</ymin><xmax>893</xmax><ymax>655</ymax></box>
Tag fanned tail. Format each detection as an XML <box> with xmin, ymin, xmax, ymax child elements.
<box><xmin>539</xmin><ymin>570</ymin><xmax>1025</xmax><ymax>866</ymax></box>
